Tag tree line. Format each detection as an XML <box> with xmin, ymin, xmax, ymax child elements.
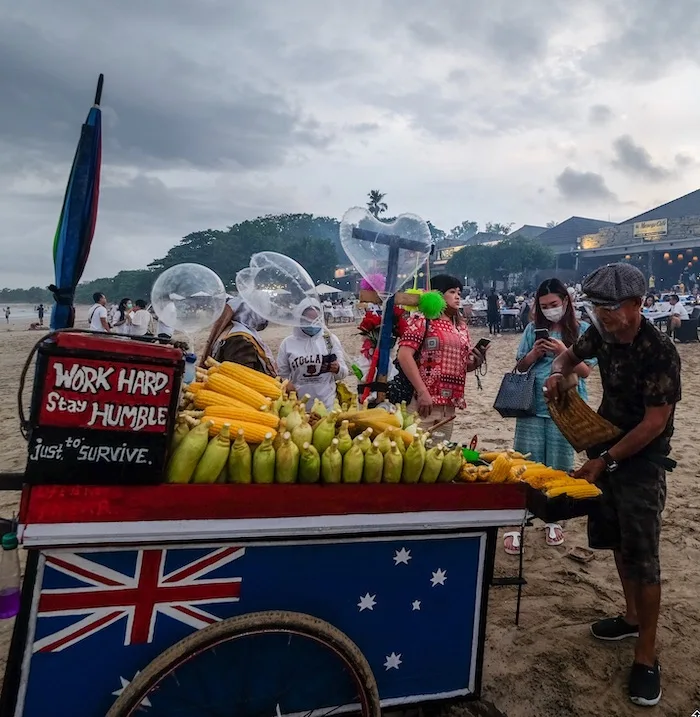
<box><xmin>1</xmin><ymin>189</ymin><xmax>556</xmax><ymax>303</ymax></box>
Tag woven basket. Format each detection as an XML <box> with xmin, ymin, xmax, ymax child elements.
<box><xmin>546</xmin><ymin>388</ymin><xmax>621</xmax><ymax>452</ymax></box>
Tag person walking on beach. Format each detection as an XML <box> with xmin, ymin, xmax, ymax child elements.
<box><xmin>545</xmin><ymin>263</ymin><xmax>680</xmax><ymax>707</ymax></box>
<box><xmin>36</xmin><ymin>303</ymin><xmax>45</xmax><ymax>326</ymax></box>
<box><xmin>88</xmin><ymin>293</ymin><xmax>111</xmax><ymax>333</ymax></box>
<box><xmin>4</xmin><ymin>307</ymin><xmax>9</xmax><ymax>324</ymax></box>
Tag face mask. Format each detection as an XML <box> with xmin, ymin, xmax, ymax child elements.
<box><xmin>542</xmin><ymin>306</ymin><xmax>565</xmax><ymax>322</ymax></box>
<box><xmin>126</xmin><ymin>302</ymin><xmax>133</xmax><ymax>309</ymax></box>
<box><xmin>302</xmin><ymin>326</ymin><xmax>321</xmax><ymax>336</ymax></box>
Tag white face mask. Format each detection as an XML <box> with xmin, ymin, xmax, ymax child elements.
<box><xmin>542</xmin><ymin>306</ymin><xmax>565</xmax><ymax>322</ymax></box>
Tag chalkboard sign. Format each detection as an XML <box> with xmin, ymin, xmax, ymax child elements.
<box><xmin>25</xmin><ymin>333</ymin><xmax>184</xmax><ymax>485</ymax></box>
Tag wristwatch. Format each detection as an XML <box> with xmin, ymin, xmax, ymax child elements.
<box><xmin>599</xmin><ymin>450</ymin><xmax>619</xmax><ymax>472</ymax></box>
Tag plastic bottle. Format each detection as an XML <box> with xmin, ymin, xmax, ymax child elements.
<box><xmin>184</xmin><ymin>353</ymin><xmax>197</xmax><ymax>385</ymax></box>
<box><xmin>0</xmin><ymin>533</ymin><xmax>20</xmax><ymax>619</ymax></box>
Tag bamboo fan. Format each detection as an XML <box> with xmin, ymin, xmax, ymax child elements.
<box><xmin>546</xmin><ymin>388</ymin><xmax>621</xmax><ymax>452</ymax></box>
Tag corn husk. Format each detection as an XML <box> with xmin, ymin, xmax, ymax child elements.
<box><xmin>438</xmin><ymin>446</ymin><xmax>463</xmax><ymax>483</ymax></box>
<box><xmin>228</xmin><ymin>429</ymin><xmax>252</xmax><ymax>483</ymax></box>
<box><xmin>275</xmin><ymin>432</ymin><xmax>299</xmax><ymax>484</ymax></box>
<box><xmin>420</xmin><ymin>445</ymin><xmax>444</xmax><ymax>484</ymax></box>
<box><xmin>192</xmin><ymin>424</ymin><xmax>231</xmax><ymax>484</ymax></box>
<box><xmin>321</xmin><ymin>438</ymin><xmax>342</xmax><ymax>484</ymax></box>
<box><xmin>291</xmin><ymin>415</ymin><xmax>313</xmax><ymax>452</ymax></box>
<box><xmin>165</xmin><ymin>420</ymin><xmax>213</xmax><ymax>483</ymax></box>
<box><xmin>342</xmin><ymin>444</ymin><xmax>364</xmax><ymax>484</ymax></box>
<box><xmin>546</xmin><ymin>388</ymin><xmax>621</xmax><ymax>452</ymax></box>
<box><xmin>363</xmin><ymin>443</ymin><xmax>383</xmax><ymax>483</ymax></box>
<box><xmin>313</xmin><ymin>412</ymin><xmax>338</xmax><ymax>455</ymax></box>
<box><xmin>252</xmin><ymin>433</ymin><xmax>275</xmax><ymax>484</ymax></box>
<box><xmin>337</xmin><ymin>421</ymin><xmax>353</xmax><ymax>455</ymax></box>
<box><xmin>299</xmin><ymin>443</ymin><xmax>321</xmax><ymax>484</ymax></box>
<box><xmin>382</xmin><ymin>442</ymin><xmax>403</xmax><ymax>483</ymax></box>
<box><xmin>401</xmin><ymin>438</ymin><xmax>425</xmax><ymax>484</ymax></box>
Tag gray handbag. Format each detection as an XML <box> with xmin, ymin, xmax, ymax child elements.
<box><xmin>493</xmin><ymin>366</ymin><xmax>536</xmax><ymax>418</ymax></box>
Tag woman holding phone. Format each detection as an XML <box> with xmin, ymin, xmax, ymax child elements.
<box><xmin>504</xmin><ymin>278</ymin><xmax>596</xmax><ymax>554</ymax></box>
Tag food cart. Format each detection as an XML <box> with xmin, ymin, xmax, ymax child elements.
<box><xmin>0</xmin><ymin>329</ymin><xmax>531</xmax><ymax>717</ymax></box>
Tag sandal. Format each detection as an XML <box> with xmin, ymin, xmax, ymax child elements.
<box><xmin>503</xmin><ymin>531</ymin><xmax>522</xmax><ymax>555</ymax></box>
<box><xmin>545</xmin><ymin>523</ymin><xmax>564</xmax><ymax>546</ymax></box>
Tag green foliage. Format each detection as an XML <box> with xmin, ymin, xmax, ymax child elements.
<box><xmin>0</xmin><ymin>286</ymin><xmax>52</xmax><ymax>304</ymax></box>
<box><xmin>484</xmin><ymin>222</ymin><xmax>514</xmax><ymax>235</ymax></box>
<box><xmin>367</xmin><ymin>190</ymin><xmax>388</xmax><ymax>217</ymax></box>
<box><xmin>445</xmin><ymin>236</ymin><xmax>554</xmax><ymax>282</ymax></box>
<box><xmin>447</xmin><ymin>220</ymin><xmax>478</xmax><ymax>241</ymax></box>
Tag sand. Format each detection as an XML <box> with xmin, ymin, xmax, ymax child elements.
<box><xmin>1</xmin><ymin>312</ymin><xmax>699</xmax><ymax>716</ymax></box>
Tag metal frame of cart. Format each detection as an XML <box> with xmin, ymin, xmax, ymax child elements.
<box><xmin>0</xmin><ymin>482</ymin><xmax>528</xmax><ymax>717</ymax></box>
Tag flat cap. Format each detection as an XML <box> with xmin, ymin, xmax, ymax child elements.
<box><xmin>582</xmin><ymin>263</ymin><xmax>646</xmax><ymax>302</ymax></box>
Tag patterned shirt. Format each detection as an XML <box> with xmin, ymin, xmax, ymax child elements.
<box><xmin>399</xmin><ymin>315</ymin><xmax>472</xmax><ymax>408</ymax></box>
<box><xmin>572</xmin><ymin>318</ymin><xmax>681</xmax><ymax>455</ymax></box>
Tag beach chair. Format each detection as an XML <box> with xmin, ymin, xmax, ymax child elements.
<box><xmin>673</xmin><ymin>317</ymin><xmax>699</xmax><ymax>343</ymax></box>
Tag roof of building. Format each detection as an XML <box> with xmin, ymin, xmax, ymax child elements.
<box><xmin>511</xmin><ymin>224</ymin><xmax>547</xmax><ymax>239</ymax></box>
<box><xmin>462</xmin><ymin>231</ymin><xmax>506</xmax><ymax>246</ymax></box>
<box><xmin>620</xmin><ymin>188</ymin><xmax>700</xmax><ymax>224</ymax></box>
<box><xmin>536</xmin><ymin>216</ymin><xmax>615</xmax><ymax>251</ymax></box>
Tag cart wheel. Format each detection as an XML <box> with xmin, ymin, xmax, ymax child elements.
<box><xmin>106</xmin><ymin>610</ymin><xmax>381</xmax><ymax>717</ymax></box>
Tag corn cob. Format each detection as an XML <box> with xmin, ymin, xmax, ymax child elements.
<box><xmin>273</xmin><ymin>419</ymin><xmax>288</xmax><ymax>451</ymax></box>
<box><xmin>546</xmin><ymin>484</ymin><xmax>602</xmax><ymax>499</ymax></box>
<box><xmin>338</xmin><ymin>407</ymin><xmax>401</xmax><ymax>428</ymax></box>
<box><xmin>401</xmin><ymin>438</ymin><xmax>425</xmax><ymax>483</ymax></box>
<box><xmin>165</xmin><ymin>420</ymin><xmax>213</xmax><ymax>483</ymax></box>
<box><xmin>192</xmin><ymin>423</ymin><xmax>232</xmax><ymax>484</ymax></box>
<box><xmin>285</xmin><ymin>405</ymin><xmax>303</xmax><ymax>433</ymax></box>
<box><xmin>363</xmin><ymin>442</ymin><xmax>383</xmax><ymax>483</ymax></box>
<box><xmin>459</xmin><ymin>464</ymin><xmax>480</xmax><ymax>482</ymax></box>
<box><xmin>353</xmin><ymin>428</ymin><xmax>373</xmax><ymax>454</ymax></box>
<box><xmin>489</xmin><ymin>454</ymin><xmax>512</xmax><ymax>483</ymax></box>
<box><xmin>336</xmin><ymin>421</ymin><xmax>353</xmax><ymax>456</ymax></box>
<box><xmin>203</xmin><ymin>404</ymin><xmax>279</xmax><ymax>429</ymax></box>
<box><xmin>420</xmin><ymin>445</ymin><xmax>445</xmax><ymax>484</ymax></box>
<box><xmin>299</xmin><ymin>443</ymin><xmax>321</xmax><ymax>484</ymax></box>
<box><xmin>187</xmin><ymin>381</ymin><xmax>206</xmax><ymax>394</ymax></box>
<box><xmin>206</xmin><ymin>416</ymin><xmax>277</xmax><ymax>443</ymax></box>
<box><xmin>279</xmin><ymin>392</ymin><xmax>297</xmax><ymax>419</ymax></box>
<box><xmin>171</xmin><ymin>416</ymin><xmax>192</xmax><ymax>452</ymax></box>
<box><xmin>291</xmin><ymin>415</ymin><xmax>313</xmax><ymax>452</ymax></box>
<box><xmin>342</xmin><ymin>443</ymin><xmax>364</xmax><ymax>484</ymax></box>
<box><xmin>438</xmin><ymin>446</ymin><xmax>463</xmax><ymax>483</ymax></box>
<box><xmin>216</xmin><ymin>361</ymin><xmax>282</xmax><ymax>399</ymax></box>
<box><xmin>321</xmin><ymin>438</ymin><xmax>342</xmax><ymax>484</ymax></box>
<box><xmin>275</xmin><ymin>432</ymin><xmax>299</xmax><ymax>484</ymax></box>
<box><xmin>373</xmin><ymin>429</ymin><xmax>392</xmax><ymax>455</ymax></box>
<box><xmin>206</xmin><ymin>373</ymin><xmax>271</xmax><ymax>410</ymax></box>
<box><xmin>252</xmin><ymin>433</ymin><xmax>275</xmax><ymax>484</ymax></box>
<box><xmin>383</xmin><ymin>442</ymin><xmax>403</xmax><ymax>483</ymax></box>
<box><xmin>228</xmin><ymin>429</ymin><xmax>252</xmax><ymax>483</ymax></box>
<box><xmin>310</xmin><ymin>397</ymin><xmax>327</xmax><ymax>417</ymax></box>
<box><xmin>313</xmin><ymin>412</ymin><xmax>338</xmax><ymax>455</ymax></box>
<box><xmin>191</xmin><ymin>389</ymin><xmax>251</xmax><ymax>411</ymax></box>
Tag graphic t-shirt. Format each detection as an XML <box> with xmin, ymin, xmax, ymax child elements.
<box><xmin>399</xmin><ymin>315</ymin><xmax>472</xmax><ymax>408</ymax></box>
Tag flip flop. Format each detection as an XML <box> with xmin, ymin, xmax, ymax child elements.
<box><xmin>545</xmin><ymin>523</ymin><xmax>564</xmax><ymax>546</ymax></box>
<box><xmin>503</xmin><ymin>531</ymin><xmax>522</xmax><ymax>555</ymax></box>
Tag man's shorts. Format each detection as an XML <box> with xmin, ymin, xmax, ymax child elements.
<box><xmin>587</xmin><ymin>457</ymin><xmax>666</xmax><ymax>585</ymax></box>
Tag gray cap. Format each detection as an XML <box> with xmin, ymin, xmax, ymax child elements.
<box><xmin>582</xmin><ymin>263</ymin><xmax>646</xmax><ymax>303</ymax></box>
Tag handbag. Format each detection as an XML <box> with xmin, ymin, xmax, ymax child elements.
<box><xmin>493</xmin><ymin>366</ymin><xmax>536</xmax><ymax>418</ymax></box>
<box><xmin>387</xmin><ymin>320</ymin><xmax>430</xmax><ymax>404</ymax></box>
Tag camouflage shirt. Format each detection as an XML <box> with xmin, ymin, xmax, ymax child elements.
<box><xmin>572</xmin><ymin>318</ymin><xmax>681</xmax><ymax>455</ymax></box>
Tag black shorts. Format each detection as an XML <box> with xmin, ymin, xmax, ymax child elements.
<box><xmin>587</xmin><ymin>457</ymin><xmax>666</xmax><ymax>585</ymax></box>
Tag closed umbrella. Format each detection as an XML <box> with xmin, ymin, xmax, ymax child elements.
<box><xmin>49</xmin><ymin>74</ymin><xmax>104</xmax><ymax>329</ymax></box>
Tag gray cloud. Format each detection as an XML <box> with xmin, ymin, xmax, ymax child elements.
<box><xmin>556</xmin><ymin>167</ymin><xmax>617</xmax><ymax>202</ymax></box>
<box><xmin>589</xmin><ymin>104</ymin><xmax>613</xmax><ymax>126</ymax></box>
<box><xmin>612</xmin><ymin>135</ymin><xmax>670</xmax><ymax>181</ymax></box>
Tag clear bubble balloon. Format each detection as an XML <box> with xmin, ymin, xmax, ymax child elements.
<box><xmin>339</xmin><ymin>207</ymin><xmax>433</xmax><ymax>297</ymax></box>
<box><xmin>151</xmin><ymin>263</ymin><xmax>227</xmax><ymax>336</ymax></box>
<box><xmin>235</xmin><ymin>252</ymin><xmax>323</xmax><ymax>328</ymax></box>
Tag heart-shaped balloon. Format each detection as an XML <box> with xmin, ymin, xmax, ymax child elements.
<box><xmin>340</xmin><ymin>207</ymin><xmax>433</xmax><ymax>297</ymax></box>
<box><xmin>235</xmin><ymin>252</ymin><xmax>323</xmax><ymax>328</ymax></box>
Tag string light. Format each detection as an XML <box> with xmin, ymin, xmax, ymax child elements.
<box><xmin>663</xmin><ymin>252</ymin><xmax>670</xmax><ymax>259</ymax></box>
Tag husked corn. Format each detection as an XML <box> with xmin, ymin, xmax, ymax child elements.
<box><xmin>203</xmin><ymin>404</ymin><xmax>279</xmax><ymax>429</ymax></box>
<box><xmin>206</xmin><ymin>372</ymin><xmax>271</xmax><ymax>410</ymax></box>
<box><xmin>217</xmin><ymin>361</ymin><xmax>282</xmax><ymax>399</ymax></box>
<box><xmin>206</xmin><ymin>416</ymin><xmax>276</xmax><ymax>443</ymax></box>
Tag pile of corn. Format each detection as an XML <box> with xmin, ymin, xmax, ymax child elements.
<box><xmin>459</xmin><ymin>450</ymin><xmax>602</xmax><ymax>499</ymax></box>
<box><xmin>165</xmin><ymin>360</ymin><xmax>464</xmax><ymax>484</ymax></box>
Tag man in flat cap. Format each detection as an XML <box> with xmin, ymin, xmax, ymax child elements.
<box><xmin>545</xmin><ymin>263</ymin><xmax>680</xmax><ymax>707</ymax></box>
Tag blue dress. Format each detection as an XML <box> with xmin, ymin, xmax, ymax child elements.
<box><xmin>513</xmin><ymin>322</ymin><xmax>596</xmax><ymax>471</ymax></box>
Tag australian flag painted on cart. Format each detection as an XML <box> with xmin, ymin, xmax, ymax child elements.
<box><xmin>21</xmin><ymin>534</ymin><xmax>485</xmax><ymax>716</ymax></box>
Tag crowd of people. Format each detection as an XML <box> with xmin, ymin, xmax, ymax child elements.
<box><xmin>198</xmin><ymin>265</ymin><xmax>676</xmax><ymax>706</ymax></box>
<box><xmin>86</xmin><ymin>292</ymin><xmax>173</xmax><ymax>339</ymax></box>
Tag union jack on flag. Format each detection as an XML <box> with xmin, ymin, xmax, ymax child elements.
<box><xmin>34</xmin><ymin>547</ymin><xmax>244</xmax><ymax>653</ymax></box>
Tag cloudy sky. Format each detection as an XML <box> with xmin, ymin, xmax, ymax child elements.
<box><xmin>2</xmin><ymin>0</ymin><xmax>700</xmax><ymax>288</ymax></box>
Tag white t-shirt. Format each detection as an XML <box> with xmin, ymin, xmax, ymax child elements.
<box><xmin>130</xmin><ymin>309</ymin><xmax>152</xmax><ymax>336</ymax></box>
<box><xmin>671</xmin><ymin>303</ymin><xmax>689</xmax><ymax>320</ymax></box>
<box><xmin>88</xmin><ymin>304</ymin><xmax>108</xmax><ymax>332</ymax></box>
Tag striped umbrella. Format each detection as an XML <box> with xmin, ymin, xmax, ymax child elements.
<box><xmin>49</xmin><ymin>74</ymin><xmax>103</xmax><ymax>329</ymax></box>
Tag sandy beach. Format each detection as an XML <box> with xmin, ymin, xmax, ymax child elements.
<box><xmin>0</xmin><ymin>311</ymin><xmax>699</xmax><ymax>716</ymax></box>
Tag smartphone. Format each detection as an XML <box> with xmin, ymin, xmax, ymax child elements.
<box><xmin>534</xmin><ymin>328</ymin><xmax>550</xmax><ymax>341</ymax></box>
<box><xmin>474</xmin><ymin>338</ymin><xmax>491</xmax><ymax>352</ymax></box>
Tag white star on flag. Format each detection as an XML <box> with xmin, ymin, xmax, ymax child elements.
<box><xmin>112</xmin><ymin>674</ymin><xmax>152</xmax><ymax>708</ymax></box>
<box><xmin>357</xmin><ymin>593</ymin><xmax>377</xmax><ymax>611</ymax></box>
<box><xmin>412</xmin><ymin>600</ymin><xmax>421</xmax><ymax>611</ymax></box>
<box><xmin>384</xmin><ymin>652</ymin><xmax>402</xmax><ymax>670</ymax></box>
<box><xmin>430</xmin><ymin>568</ymin><xmax>447</xmax><ymax>586</ymax></box>
<box><xmin>393</xmin><ymin>547</ymin><xmax>412</xmax><ymax>565</ymax></box>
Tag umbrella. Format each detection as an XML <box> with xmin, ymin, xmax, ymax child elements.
<box><xmin>190</xmin><ymin>291</ymin><xmax>211</xmax><ymax>297</ymax></box>
<box><xmin>315</xmin><ymin>283</ymin><xmax>342</xmax><ymax>295</ymax></box>
<box><xmin>169</xmin><ymin>292</ymin><xmax>185</xmax><ymax>301</ymax></box>
<box><xmin>49</xmin><ymin>74</ymin><xmax>104</xmax><ymax>329</ymax></box>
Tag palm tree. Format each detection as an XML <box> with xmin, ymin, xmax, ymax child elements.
<box><xmin>367</xmin><ymin>190</ymin><xmax>388</xmax><ymax>217</ymax></box>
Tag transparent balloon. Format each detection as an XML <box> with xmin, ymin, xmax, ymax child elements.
<box><xmin>236</xmin><ymin>252</ymin><xmax>323</xmax><ymax>328</ymax></box>
<box><xmin>339</xmin><ymin>207</ymin><xmax>433</xmax><ymax>298</ymax></box>
<box><xmin>151</xmin><ymin>263</ymin><xmax>227</xmax><ymax>337</ymax></box>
